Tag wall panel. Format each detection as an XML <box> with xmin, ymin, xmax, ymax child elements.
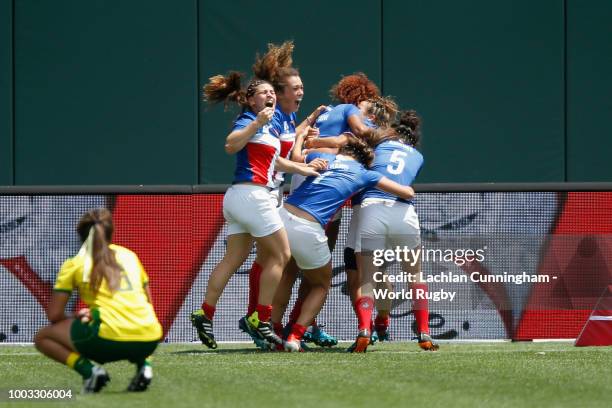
<box><xmin>14</xmin><ymin>0</ymin><xmax>198</xmax><ymax>184</ymax></box>
<box><xmin>383</xmin><ymin>0</ymin><xmax>564</xmax><ymax>182</ymax></box>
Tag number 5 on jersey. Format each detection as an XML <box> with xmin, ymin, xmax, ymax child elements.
<box><xmin>387</xmin><ymin>150</ymin><xmax>407</xmax><ymax>175</ymax></box>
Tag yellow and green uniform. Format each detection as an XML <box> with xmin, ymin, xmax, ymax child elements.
<box><xmin>54</xmin><ymin>244</ymin><xmax>162</xmax><ymax>363</ymax></box>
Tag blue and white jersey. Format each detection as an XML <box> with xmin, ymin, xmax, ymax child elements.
<box><xmin>285</xmin><ymin>153</ymin><xmax>383</xmax><ymax>226</ymax></box>
<box><xmin>270</xmin><ymin>108</ymin><xmax>297</xmax><ymax>188</ymax></box>
<box><xmin>359</xmin><ymin>139</ymin><xmax>423</xmax><ymax>204</ymax></box>
<box><xmin>315</xmin><ymin>104</ymin><xmax>361</xmax><ymax>137</ymax></box>
<box><xmin>231</xmin><ymin>111</ymin><xmax>282</xmax><ymax>188</ymax></box>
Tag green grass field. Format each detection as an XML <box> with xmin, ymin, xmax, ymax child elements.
<box><xmin>1</xmin><ymin>342</ymin><xmax>611</xmax><ymax>408</ymax></box>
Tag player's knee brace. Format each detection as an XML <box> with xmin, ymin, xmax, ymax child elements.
<box><xmin>344</xmin><ymin>247</ymin><xmax>357</xmax><ymax>271</ymax></box>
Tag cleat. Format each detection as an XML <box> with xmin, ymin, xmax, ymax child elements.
<box><xmin>82</xmin><ymin>365</ymin><xmax>110</xmax><ymax>394</ymax></box>
<box><xmin>369</xmin><ymin>330</ymin><xmax>379</xmax><ymax>345</ymax></box>
<box><xmin>190</xmin><ymin>309</ymin><xmax>217</xmax><ymax>349</ymax></box>
<box><xmin>284</xmin><ymin>334</ymin><xmax>303</xmax><ymax>352</ymax></box>
<box><xmin>375</xmin><ymin>326</ymin><xmax>390</xmax><ymax>342</ymax></box>
<box><xmin>127</xmin><ymin>364</ymin><xmax>152</xmax><ymax>392</ymax></box>
<box><xmin>417</xmin><ymin>332</ymin><xmax>439</xmax><ymax>351</ymax></box>
<box><xmin>246</xmin><ymin>313</ymin><xmax>283</xmax><ymax>346</ymax></box>
<box><xmin>239</xmin><ymin>317</ymin><xmax>270</xmax><ymax>350</ymax></box>
<box><xmin>283</xmin><ymin>323</ymin><xmax>310</xmax><ymax>350</ymax></box>
<box><xmin>303</xmin><ymin>324</ymin><xmax>337</xmax><ymax>347</ymax></box>
<box><xmin>348</xmin><ymin>329</ymin><xmax>370</xmax><ymax>353</ymax></box>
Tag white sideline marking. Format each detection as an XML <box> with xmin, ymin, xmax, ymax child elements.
<box><xmin>0</xmin><ymin>352</ymin><xmax>39</xmax><ymax>356</ymax></box>
<box><xmin>590</xmin><ymin>316</ymin><xmax>612</xmax><ymax>321</ymax></box>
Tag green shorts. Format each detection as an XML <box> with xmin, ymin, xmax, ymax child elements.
<box><xmin>70</xmin><ymin>315</ymin><xmax>159</xmax><ymax>365</ymax></box>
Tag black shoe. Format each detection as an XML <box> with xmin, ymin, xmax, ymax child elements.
<box><xmin>190</xmin><ymin>309</ymin><xmax>218</xmax><ymax>349</ymax></box>
<box><xmin>127</xmin><ymin>364</ymin><xmax>152</xmax><ymax>392</ymax></box>
<box><xmin>82</xmin><ymin>365</ymin><xmax>110</xmax><ymax>394</ymax></box>
<box><xmin>239</xmin><ymin>316</ymin><xmax>270</xmax><ymax>350</ymax></box>
<box><xmin>246</xmin><ymin>313</ymin><xmax>283</xmax><ymax>346</ymax></box>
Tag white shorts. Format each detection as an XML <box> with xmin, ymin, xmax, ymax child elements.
<box><xmin>223</xmin><ymin>185</ymin><xmax>284</xmax><ymax>238</ymax></box>
<box><xmin>280</xmin><ymin>208</ymin><xmax>331</xmax><ymax>270</ymax></box>
<box><xmin>355</xmin><ymin>198</ymin><xmax>421</xmax><ymax>252</ymax></box>
<box><xmin>345</xmin><ymin>205</ymin><xmax>360</xmax><ymax>250</ymax></box>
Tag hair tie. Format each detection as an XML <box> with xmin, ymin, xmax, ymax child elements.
<box><xmin>76</xmin><ymin>226</ymin><xmax>95</xmax><ymax>283</ymax></box>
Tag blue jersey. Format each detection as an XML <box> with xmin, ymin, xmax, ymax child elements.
<box><xmin>285</xmin><ymin>153</ymin><xmax>383</xmax><ymax>226</ymax></box>
<box><xmin>270</xmin><ymin>108</ymin><xmax>297</xmax><ymax>188</ymax></box>
<box><xmin>315</xmin><ymin>104</ymin><xmax>361</xmax><ymax>137</ymax></box>
<box><xmin>358</xmin><ymin>140</ymin><xmax>423</xmax><ymax>204</ymax></box>
<box><xmin>231</xmin><ymin>111</ymin><xmax>282</xmax><ymax>187</ymax></box>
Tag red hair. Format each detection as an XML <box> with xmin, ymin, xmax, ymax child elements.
<box><xmin>330</xmin><ymin>73</ymin><xmax>380</xmax><ymax>105</ymax></box>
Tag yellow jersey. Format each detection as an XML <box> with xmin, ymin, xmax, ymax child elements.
<box><xmin>54</xmin><ymin>244</ymin><xmax>163</xmax><ymax>342</ymax></box>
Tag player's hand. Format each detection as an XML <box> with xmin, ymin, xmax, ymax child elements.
<box><xmin>76</xmin><ymin>308</ymin><xmax>92</xmax><ymax>323</ymax></box>
<box><xmin>255</xmin><ymin>107</ymin><xmax>274</xmax><ymax>126</ymax></box>
<box><xmin>306</xmin><ymin>126</ymin><xmax>320</xmax><ymax>138</ymax></box>
<box><xmin>306</xmin><ymin>105</ymin><xmax>327</xmax><ymax>125</ymax></box>
<box><xmin>300</xmin><ymin>166</ymin><xmax>321</xmax><ymax>177</ymax></box>
<box><xmin>307</xmin><ymin>158</ymin><xmax>328</xmax><ymax>171</ymax></box>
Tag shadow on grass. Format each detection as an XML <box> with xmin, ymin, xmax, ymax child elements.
<box><xmin>171</xmin><ymin>348</ymin><xmax>262</xmax><ymax>355</ymax></box>
<box><xmin>171</xmin><ymin>346</ymin><xmax>392</xmax><ymax>355</ymax></box>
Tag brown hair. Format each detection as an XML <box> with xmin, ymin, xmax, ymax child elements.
<box><xmin>330</xmin><ymin>73</ymin><xmax>380</xmax><ymax>105</ymax></box>
<box><xmin>252</xmin><ymin>41</ymin><xmax>300</xmax><ymax>93</ymax></box>
<box><xmin>338</xmin><ymin>135</ymin><xmax>375</xmax><ymax>167</ymax></box>
<box><xmin>76</xmin><ymin>208</ymin><xmax>122</xmax><ymax>294</ymax></box>
<box><xmin>392</xmin><ymin>110</ymin><xmax>421</xmax><ymax>147</ymax></box>
<box><xmin>203</xmin><ymin>71</ymin><xmax>271</xmax><ymax>111</ymax></box>
<box><xmin>363</xmin><ymin>109</ymin><xmax>422</xmax><ymax>148</ymax></box>
<box><xmin>365</xmin><ymin>96</ymin><xmax>399</xmax><ymax>128</ymax></box>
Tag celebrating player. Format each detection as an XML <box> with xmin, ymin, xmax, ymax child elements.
<box><xmin>190</xmin><ymin>72</ymin><xmax>322</xmax><ymax>350</ymax></box>
<box><xmin>351</xmin><ymin>111</ymin><xmax>439</xmax><ymax>352</ymax></box>
<box><xmin>34</xmin><ymin>209</ymin><xmax>162</xmax><ymax>393</ymax></box>
<box><xmin>238</xmin><ymin>41</ymin><xmax>326</xmax><ymax>349</ymax></box>
<box><xmin>274</xmin><ymin>136</ymin><xmax>416</xmax><ymax>351</ymax></box>
<box><xmin>274</xmin><ymin>73</ymin><xmax>382</xmax><ymax>347</ymax></box>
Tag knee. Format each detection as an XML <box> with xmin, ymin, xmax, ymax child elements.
<box><xmin>273</xmin><ymin>247</ymin><xmax>291</xmax><ymax>267</ymax></box>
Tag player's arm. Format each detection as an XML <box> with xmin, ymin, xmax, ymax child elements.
<box><xmin>275</xmin><ymin>156</ymin><xmax>326</xmax><ymax>177</ymax></box>
<box><xmin>347</xmin><ymin>113</ymin><xmax>370</xmax><ymax>138</ymax></box>
<box><xmin>291</xmin><ymin>125</ymin><xmax>320</xmax><ymax>162</ymax></box>
<box><xmin>375</xmin><ymin>177</ymin><xmax>415</xmax><ymax>200</ymax></box>
<box><xmin>295</xmin><ymin>105</ymin><xmax>327</xmax><ymax>135</ymax></box>
<box><xmin>305</xmin><ymin>133</ymin><xmax>350</xmax><ymax>149</ymax></box>
<box><xmin>225</xmin><ymin>107</ymin><xmax>274</xmax><ymax>154</ymax></box>
<box><xmin>47</xmin><ymin>291</ymin><xmax>71</xmax><ymax>323</ymax></box>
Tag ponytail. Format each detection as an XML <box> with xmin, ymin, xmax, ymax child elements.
<box><xmin>77</xmin><ymin>209</ymin><xmax>121</xmax><ymax>294</ymax></box>
<box><xmin>203</xmin><ymin>71</ymin><xmax>248</xmax><ymax>108</ymax></box>
<box><xmin>252</xmin><ymin>41</ymin><xmax>299</xmax><ymax>93</ymax></box>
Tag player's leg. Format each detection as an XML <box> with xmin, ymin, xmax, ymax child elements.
<box><xmin>192</xmin><ymin>232</ymin><xmax>253</xmax><ymax>349</ymax></box>
<box><xmin>295</xmin><ymin>216</ymin><xmax>341</xmax><ymax>347</ymax></box>
<box><xmin>391</xmin><ymin>202</ymin><xmax>438</xmax><ymax>351</ymax></box>
<box><xmin>349</xmin><ymin>250</ymin><xmax>378</xmax><ymax>352</ymax></box>
<box><xmin>35</xmin><ymin>318</ymin><xmax>109</xmax><ymax>393</ymax></box>
<box><xmin>126</xmin><ymin>342</ymin><xmax>158</xmax><ymax>392</ymax></box>
<box><xmin>348</xmin><ymin>203</ymin><xmax>387</xmax><ymax>352</ymax></box>
<box><xmin>373</xmin><ymin>281</ymin><xmax>392</xmax><ymax>341</ymax></box>
<box><xmin>284</xmin><ymin>262</ymin><xmax>332</xmax><ymax>352</ymax></box>
<box><xmin>244</xmin><ymin>228</ymin><xmax>291</xmax><ymax>347</ymax></box>
<box><xmin>271</xmin><ymin>257</ymin><xmax>300</xmax><ymax>336</ymax></box>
